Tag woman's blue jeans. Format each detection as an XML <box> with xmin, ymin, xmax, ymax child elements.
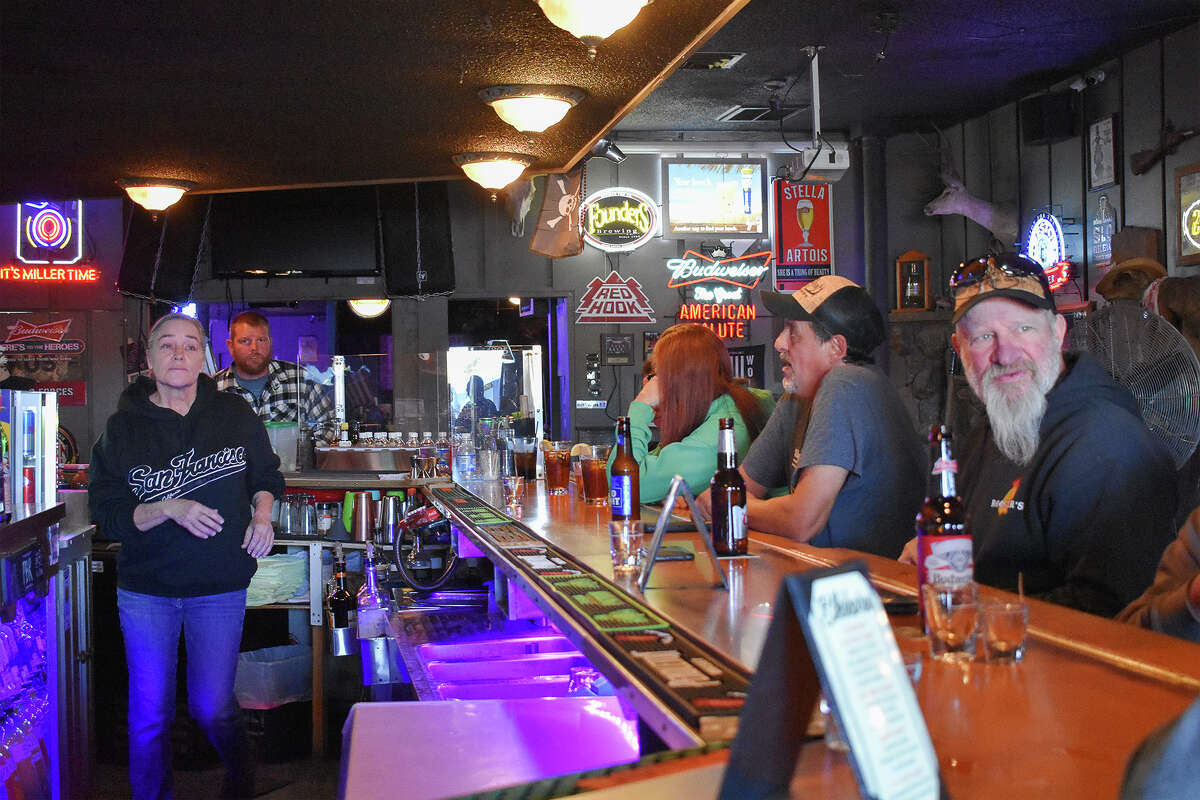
<box><xmin>117</xmin><ymin>587</ymin><xmax>253</xmax><ymax>800</ymax></box>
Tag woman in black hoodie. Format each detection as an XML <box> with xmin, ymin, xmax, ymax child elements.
<box><xmin>90</xmin><ymin>313</ymin><xmax>284</xmax><ymax>800</ymax></box>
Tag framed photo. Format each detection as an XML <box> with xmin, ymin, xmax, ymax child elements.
<box><xmin>1088</xmin><ymin>115</ymin><xmax>1118</xmax><ymax>191</ymax></box>
<box><xmin>1179</xmin><ymin>163</ymin><xmax>1200</xmax><ymax>267</ymax></box>
<box><xmin>895</xmin><ymin>250</ymin><xmax>931</xmax><ymax>312</ymax></box>
<box><xmin>601</xmin><ymin>333</ymin><xmax>635</xmax><ymax>366</ymax></box>
<box><xmin>643</xmin><ymin>331</ymin><xmax>660</xmax><ymax>361</ymax></box>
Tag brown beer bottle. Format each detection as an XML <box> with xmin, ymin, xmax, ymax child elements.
<box><xmin>710</xmin><ymin>418</ymin><xmax>748</xmax><ymax>556</ymax></box>
<box><xmin>609</xmin><ymin>416</ymin><xmax>640</xmax><ymax>521</ymax></box>
<box><xmin>915</xmin><ymin>424</ymin><xmax>972</xmax><ymax>620</ymax></box>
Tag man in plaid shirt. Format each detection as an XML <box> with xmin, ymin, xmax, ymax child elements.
<box><xmin>213</xmin><ymin>311</ymin><xmax>335</xmax><ymax>439</ymax></box>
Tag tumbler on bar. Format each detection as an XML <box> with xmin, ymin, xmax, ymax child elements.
<box><xmin>581</xmin><ymin>445</ymin><xmax>610</xmax><ymax>505</ymax></box>
<box><xmin>544</xmin><ymin>441</ymin><xmax>572</xmax><ymax>495</ymax></box>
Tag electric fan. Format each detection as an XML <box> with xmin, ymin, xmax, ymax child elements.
<box><xmin>1067</xmin><ymin>299</ymin><xmax>1200</xmax><ymax>468</ymax></box>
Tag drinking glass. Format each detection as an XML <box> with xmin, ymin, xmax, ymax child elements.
<box><xmin>923</xmin><ymin>582</ymin><xmax>979</xmax><ymax>662</ymax></box>
<box><xmin>580</xmin><ymin>445</ymin><xmax>610</xmax><ymax>505</ymax></box>
<box><xmin>502</xmin><ymin>475</ymin><xmax>526</xmax><ymax>517</ymax></box>
<box><xmin>609</xmin><ymin>519</ymin><xmax>644</xmax><ymax>573</ymax></box>
<box><xmin>513</xmin><ymin>436</ymin><xmax>539</xmax><ymax>480</ymax></box>
<box><xmin>544</xmin><ymin>441</ymin><xmax>572</xmax><ymax>495</ymax></box>
<box><xmin>981</xmin><ymin>599</ymin><xmax>1030</xmax><ymax>664</ymax></box>
<box><xmin>819</xmin><ymin>692</ymin><xmax>849</xmax><ymax>752</ymax></box>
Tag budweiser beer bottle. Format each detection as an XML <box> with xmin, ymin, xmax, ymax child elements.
<box><xmin>915</xmin><ymin>424</ymin><xmax>973</xmax><ymax>620</ymax></box>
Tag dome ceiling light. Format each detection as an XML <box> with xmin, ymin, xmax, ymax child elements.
<box><xmin>535</xmin><ymin>0</ymin><xmax>651</xmax><ymax>58</ymax></box>
<box><xmin>478</xmin><ymin>85</ymin><xmax>587</xmax><ymax>133</ymax></box>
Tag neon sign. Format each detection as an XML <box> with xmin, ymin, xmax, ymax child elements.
<box><xmin>1185</xmin><ymin>197</ymin><xmax>1200</xmax><ymax>252</ymax></box>
<box><xmin>0</xmin><ymin>266</ymin><xmax>99</xmax><ymax>283</ymax></box>
<box><xmin>581</xmin><ymin>187</ymin><xmax>659</xmax><ymax>252</ymax></box>
<box><xmin>678</xmin><ymin>303</ymin><xmax>757</xmax><ymax>339</ymax></box>
<box><xmin>17</xmin><ymin>201</ymin><xmax>83</xmax><ymax>264</ymax></box>
<box><xmin>665</xmin><ymin>249</ymin><xmax>772</xmax><ymax>290</ymax></box>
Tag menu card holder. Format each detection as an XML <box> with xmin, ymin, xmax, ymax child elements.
<box><xmin>639</xmin><ymin>474</ymin><xmax>728</xmax><ymax>592</ymax></box>
<box><xmin>719</xmin><ymin>562</ymin><xmax>948</xmax><ymax>800</ymax></box>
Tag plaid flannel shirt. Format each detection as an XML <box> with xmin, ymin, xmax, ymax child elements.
<box><xmin>212</xmin><ymin>360</ymin><xmax>335</xmax><ymax>436</ymax></box>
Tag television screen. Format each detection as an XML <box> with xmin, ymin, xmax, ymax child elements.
<box><xmin>209</xmin><ymin>186</ymin><xmax>380</xmax><ymax>278</ymax></box>
<box><xmin>661</xmin><ymin>158</ymin><xmax>769</xmax><ymax>239</ymax></box>
<box><xmin>117</xmin><ymin>195</ymin><xmax>210</xmax><ymax>304</ymax></box>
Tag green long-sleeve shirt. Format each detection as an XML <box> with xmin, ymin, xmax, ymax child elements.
<box><xmin>609</xmin><ymin>389</ymin><xmax>775</xmax><ymax>504</ymax></box>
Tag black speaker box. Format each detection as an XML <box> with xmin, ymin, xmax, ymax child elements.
<box><xmin>1020</xmin><ymin>92</ymin><xmax>1078</xmax><ymax>146</ymax></box>
<box><xmin>379</xmin><ymin>182</ymin><xmax>455</xmax><ymax>296</ymax></box>
<box><xmin>117</xmin><ymin>195</ymin><xmax>210</xmax><ymax>304</ymax></box>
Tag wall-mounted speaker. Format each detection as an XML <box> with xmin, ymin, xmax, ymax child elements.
<box><xmin>379</xmin><ymin>182</ymin><xmax>455</xmax><ymax>296</ymax></box>
<box><xmin>1020</xmin><ymin>91</ymin><xmax>1078</xmax><ymax>146</ymax></box>
<box><xmin>117</xmin><ymin>196</ymin><xmax>210</xmax><ymax>304</ymax></box>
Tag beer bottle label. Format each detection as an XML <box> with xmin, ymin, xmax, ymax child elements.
<box><xmin>610</xmin><ymin>475</ymin><xmax>633</xmax><ymax>517</ymax></box>
<box><xmin>730</xmin><ymin>504</ymin><xmax>746</xmax><ymax>542</ymax></box>
<box><xmin>917</xmin><ymin>534</ymin><xmax>974</xmax><ymax>591</ymax></box>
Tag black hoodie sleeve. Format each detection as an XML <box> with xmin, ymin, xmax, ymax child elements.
<box><xmin>240</xmin><ymin>403</ymin><xmax>285</xmax><ymax>502</ymax></box>
<box><xmin>88</xmin><ymin>422</ymin><xmax>141</xmax><ymax>541</ymax></box>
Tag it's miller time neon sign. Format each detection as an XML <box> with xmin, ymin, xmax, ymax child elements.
<box><xmin>4</xmin><ymin>201</ymin><xmax>100</xmax><ymax>283</ymax></box>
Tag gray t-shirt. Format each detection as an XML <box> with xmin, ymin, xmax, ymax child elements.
<box><xmin>235</xmin><ymin>372</ymin><xmax>270</xmax><ymax>401</ymax></box>
<box><xmin>742</xmin><ymin>363</ymin><xmax>923</xmax><ymax>557</ymax></box>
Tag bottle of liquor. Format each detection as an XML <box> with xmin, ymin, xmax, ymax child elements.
<box><xmin>915</xmin><ymin>424</ymin><xmax>973</xmax><ymax>618</ymax></box>
<box><xmin>710</xmin><ymin>418</ymin><xmax>748</xmax><ymax>556</ymax></box>
<box><xmin>609</xmin><ymin>416</ymin><xmax>640</xmax><ymax>521</ymax></box>
<box><xmin>326</xmin><ymin>543</ymin><xmax>357</xmax><ymax>631</ymax></box>
<box><xmin>420</xmin><ymin>432</ymin><xmax>435</xmax><ymax>459</ymax></box>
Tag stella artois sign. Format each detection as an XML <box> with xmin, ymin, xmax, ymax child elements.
<box><xmin>576</xmin><ymin>271</ymin><xmax>656</xmax><ymax>324</ymax></box>
<box><xmin>581</xmin><ymin>187</ymin><xmax>659</xmax><ymax>253</ymax></box>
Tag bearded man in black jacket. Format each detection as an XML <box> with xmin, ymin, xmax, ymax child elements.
<box><xmin>903</xmin><ymin>253</ymin><xmax>1177</xmax><ymax>617</ymax></box>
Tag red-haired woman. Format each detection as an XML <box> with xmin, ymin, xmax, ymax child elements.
<box><xmin>610</xmin><ymin>324</ymin><xmax>774</xmax><ymax>503</ymax></box>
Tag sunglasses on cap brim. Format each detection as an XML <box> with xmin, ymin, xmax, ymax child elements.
<box><xmin>950</xmin><ymin>253</ymin><xmax>1053</xmax><ymax>297</ymax></box>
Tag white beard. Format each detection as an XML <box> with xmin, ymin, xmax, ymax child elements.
<box><xmin>781</xmin><ymin>374</ymin><xmax>796</xmax><ymax>394</ymax></box>
<box><xmin>967</xmin><ymin>353</ymin><xmax>1060</xmax><ymax>466</ymax></box>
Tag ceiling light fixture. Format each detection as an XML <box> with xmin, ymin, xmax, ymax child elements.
<box><xmin>347</xmin><ymin>299</ymin><xmax>392</xmax><ymax>318</ymax></box>
<box><xmin>479</xmin><ymin>85</ymin><xmax>587</xmax><ymax>133</ymax></box>
<box><xmin>453</xmin><ymin>152</ymin><xmax>532</xmax><ymax>196</ymax></box>
<box><xmin>117</xmin><ymin>177</ymin><xmax>195</xmax><ymax>213</ymax></box>
<box><xmin>535</xmin><ymin>0</ymin><xmax>651</xmax><ymax>58</ymax></box>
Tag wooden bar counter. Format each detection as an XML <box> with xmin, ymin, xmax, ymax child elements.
<box><xmin>461</xmin><ymin>477</ymin><xmax>1200</xmax><ymax>799</ymax></box>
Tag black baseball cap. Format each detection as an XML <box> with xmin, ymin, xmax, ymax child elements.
<box><xmin>761</xmin><ymin>276</ymin><xmax>885</xmax><ymax>354</ymax></box>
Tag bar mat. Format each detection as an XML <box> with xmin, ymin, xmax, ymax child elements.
<box><xmin>543</xmin><ymin>574</ymin><xmax>670</xmax><ymax>632</ymax></box>
<box><xmin>482</xmin><ymin>523</ymin><xmax>541</xmax><ymax>548</ymax></box>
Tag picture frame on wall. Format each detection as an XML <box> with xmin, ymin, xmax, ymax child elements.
<box><xmin>1178</xmin><ymin>163</ymin><xmax>1200</xmax><ymax>267</ymax></box>
<box><xmin>894</xmin><ymin>250</ymin><xmax>931</xmax><ymax>312</ymax></box>
<box><xmin>1088</xmin><ymin>115</ymin><xmax>1118</xmax><ymax>191</ymax></box>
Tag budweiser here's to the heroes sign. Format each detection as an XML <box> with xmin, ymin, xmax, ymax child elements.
<box><xmin>773</xmin><ymin>180</ymin><xmax>834</xmax><ymax>290</ymax></box>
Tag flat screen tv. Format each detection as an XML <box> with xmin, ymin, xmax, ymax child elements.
<box><xmin>117</xmin><ymin>195</ymin><xmax>210</xmax><ymax>304</ymax></box>
<box><xmin>209</xmin><ymin>186</ymin><xmax>380</xmax><ymax>278</ymax></box>
<box><xmin>660</xmin><ymin>157</ymin><xmax>769</xmax><ymax>240</ymax></box>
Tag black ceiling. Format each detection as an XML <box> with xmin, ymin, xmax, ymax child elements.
<box><xmin>2</xmin><ymin>0</ymin><xmax>1196</xmax><ymax>203</ymax></box>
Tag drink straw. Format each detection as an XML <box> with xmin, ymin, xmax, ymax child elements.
<box><xmin>1018</xmin><ymin>572</ymin><xmax>1024</xmax><ymax>599</ymax></box>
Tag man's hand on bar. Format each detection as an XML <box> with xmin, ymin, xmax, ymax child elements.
<box><xmin>898</xmin><ymin>537</ymin><xmax>918</xmax><ymax>565</ymax></box>
<box><xmin>694</xmin><ymin>487</ymin><xmax>713</xmax><ymax>521</ymax></box>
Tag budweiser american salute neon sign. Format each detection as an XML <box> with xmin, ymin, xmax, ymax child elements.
<box><xmin>581</xmin><ymin>187</ymin><xmax>659</xmax><ymax>252</ymax></box>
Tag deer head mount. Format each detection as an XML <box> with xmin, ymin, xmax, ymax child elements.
<box><xmin>923</xmin><ymin>138</ymin><xmax>1019</xmax><ymax>249</ymax></box>
<box><xmin>502</xmin><ymin>178</ymin><xmax>537</xmax><ymax>238</ymax></box>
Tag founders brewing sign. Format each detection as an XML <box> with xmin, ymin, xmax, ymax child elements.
<box><xmin>581</xmin><ymin>187</ymin><xmax>659</xmax><ymax>252</ymax></box>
